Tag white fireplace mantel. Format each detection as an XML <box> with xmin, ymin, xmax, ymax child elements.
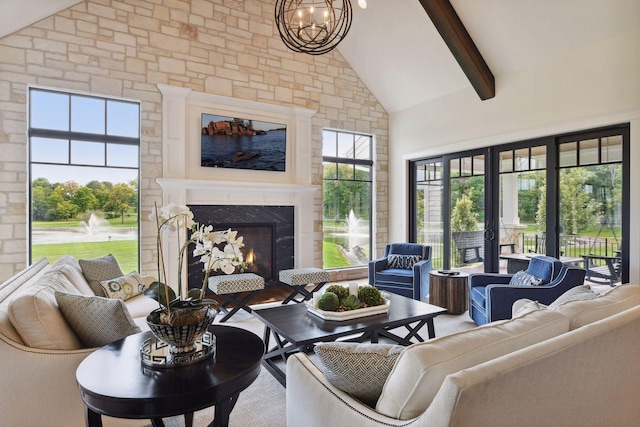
<box><xmin>157</xmin><ymin>85</ymin><xmax>320</xmax><ymax>280</ymax></box>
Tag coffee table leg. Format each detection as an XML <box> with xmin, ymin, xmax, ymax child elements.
<box><xmin>426</xmin><ymin>318</ymin><xmax>436</xmax><ymax>339</ymax></box>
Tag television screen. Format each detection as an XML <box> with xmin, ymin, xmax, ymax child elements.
<box><xmin>201</xmin><ymin>113</ymin><xmax>286</xmax><ymax>171</ymax></box>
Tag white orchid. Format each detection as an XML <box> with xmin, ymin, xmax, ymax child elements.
<box><xmin>149</xmin><ymin>203</ymin><xmax>246</xmax><ymax>316</ymax></box>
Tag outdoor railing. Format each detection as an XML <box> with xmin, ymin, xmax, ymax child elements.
<box><xmin>520</xmin><ymin>233</ymin><xmax>619</xmax><ymax>258</ymax></box>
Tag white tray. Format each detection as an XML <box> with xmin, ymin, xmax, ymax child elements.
<box><xmin>305</xmin><ymin>298</ymin><xmax>390</xmax><ymax>321</ymax></box>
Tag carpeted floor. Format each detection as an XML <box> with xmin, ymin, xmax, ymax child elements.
<box><xmin>153</xmin><ymin>304</ymin><xmax>475</xmax><ymax>427</ymax></box>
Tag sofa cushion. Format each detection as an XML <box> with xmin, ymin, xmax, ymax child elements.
<box><xmin>376</xmin><ymin>308</ymin><xmax>570</xmax><ymax>420</ymax></box>
<box><xmin>100</xmin><ymin>272</ymin><xmax>147</xmax><ymax>301</ymax></box>
<box><xmin>314</xmin><ymin>342</ymin><xmax>405</xmax><ymax>407</ymax></box>
<box><xmin>386</xmin><ymin>254</ymin><xmax>421</xmax><ymax>270</ymax></box>
<box><xmin>552</xmin><ymin>284</ymin><xmax>640</xmax><ymax>329</ymax></box>
<box><xmin>509</xmin><ymin>270</ymin><xmax>543</xmax><ymax>286</ymax></box>
<box><xmin>548</xmin><ymin>284</ymin><xmax>597</xmax><ymax>310</ymax></box>
<box><xmin>79</xmin><ymin>254</ymin><xmax>124</xmax><ymax>297</ymax></box>
<box><xmin>55</xmin><ymin>292</ymin><xmax>141</xmax><ymax>348</ymax></box>
<box><xmin>7</xmin><ymin>269</ymin><xmax>83</xmax><ymax>349</ymax></box>
<box><xmin>51</xmin><ymin>256</ymin><xmax>95</xmax><ymax>296</ymax></box>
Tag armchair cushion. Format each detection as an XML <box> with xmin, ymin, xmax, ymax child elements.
<box><xmin>55</xmin><ymin>292</ymin><xmax>141</xmax><ymax>348</ymax></box>
<box><xmin>386</xmin><ymin>254</ymin><xmax>421</xmax><ymax>270</ymax></box>
<box><xmin>509</xmin><ymin>270</ymin><xmax>544</xmax><ymax>287</ymax></box>
<box><xmin>314</xmin><ymin>342</ymin><xmax>404</xmax><ymax>406</ymax></box>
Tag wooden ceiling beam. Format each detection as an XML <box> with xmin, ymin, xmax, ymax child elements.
<box><xmin>419</xmin><ymin>0</ymin><xmax>495</xmax><ymax>100</ymax></box>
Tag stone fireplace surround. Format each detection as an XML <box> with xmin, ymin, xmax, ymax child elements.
<box><xmin>157</xmin><ymin>84</ymin><xmax>319</xmax><ymax>287</ymax></box>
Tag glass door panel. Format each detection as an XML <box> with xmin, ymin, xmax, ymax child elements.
<box><xmin>450</xmin><ymin>155</ymin><xmax>485</xmax><ymax>269</ymax></box>
<box><xmin>498</xmin><ymin>145</ymin><xmax>546</xmax><ymax>267</ymax></box>
<box><xmin>415</xmin><ymin>161</ymin><xmax>444</xmax><ymax>270</ymax></box>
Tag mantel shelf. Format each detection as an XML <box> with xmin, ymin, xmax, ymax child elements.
<box><xmin>156</xmin><ymin>178</ymin><xmax>320</xmax><ymax>194</ymax></box>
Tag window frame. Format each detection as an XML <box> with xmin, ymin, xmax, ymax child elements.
<box><xmin>322</xmin><ymin>129</ymin><xmax>374</xmax><ymax>269</ymax></box>
<box><xmin>27</xmin><ymin>87</ymin><xmax>141</xmax><ymax>267</ymax></box>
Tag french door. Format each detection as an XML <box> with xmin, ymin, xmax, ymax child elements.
<box><xmin>411</xmin><ymin>149</ymin><xmax>494</xmax><ymax>271</ymax></box>
<box><xmin>410</xmin><ymin>124</ymin><xmax>629</xmax><ymax>282</ymax></box>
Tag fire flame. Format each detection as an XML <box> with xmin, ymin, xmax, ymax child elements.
<box><xmin>246</xmin><ymin>249</ymin><xmax>255</xmax><ymax>265</ymax></box>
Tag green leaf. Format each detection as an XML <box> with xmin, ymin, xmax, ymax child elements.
<box><xmin>144</xmin><ymin>282</ymin><xmax>176</xmax><ymax>308</ymax></box>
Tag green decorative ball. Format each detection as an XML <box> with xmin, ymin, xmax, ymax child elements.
<box><xmin>317</xmin><ymin>292</ymin><xmax>340</xmax><ymax>311</ymax></box>
<box><xmin>325</xmin><ymin>284</ymin><xmax>349</xmax><ymax>301</ymax></box>
<box><xmin>358</xmin><ymin>286</ymin><xmax>384</xmax><ymax>307</ymax></box>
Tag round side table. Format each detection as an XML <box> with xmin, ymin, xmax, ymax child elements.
<box><xmin>429</xmin><ymin>271</ymin><xmax>469</xmax><ymax>314</ymax></box>
<box><xmin>76</xmin><ymin>325</ymin><xmax>264</xmax><ymax>427</ymax></box>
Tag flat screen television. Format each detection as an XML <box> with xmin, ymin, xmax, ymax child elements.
<box><xmin>201</xmin><ymin>113</ymin><xmax>286</xmax><ymax>172</ymax></box>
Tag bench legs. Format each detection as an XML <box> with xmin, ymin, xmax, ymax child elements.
<box><xmin>282</xmin><ymin>282</ymin><xmax>327</xmax><ymax>304</ymax></box>
<box><xmin>217</xmin><ymin>290</ymin><xmax>261</xmax><ymax>322</ymax></box>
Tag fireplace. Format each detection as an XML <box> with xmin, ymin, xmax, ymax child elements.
<box><xmin>187</xmin><ymin>205</ymin><xmax>294</xmax><ymax>288</ymax></box>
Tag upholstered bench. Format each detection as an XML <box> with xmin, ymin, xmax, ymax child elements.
<box><xmin>279</xmin><ymin>268</ymin><xmax>329</xmax><ymax>304</ymax></box>
<box><xmin>208</xmin><ymin>273</ymin><xmax>265</xmax><ymax>322</ymax></box>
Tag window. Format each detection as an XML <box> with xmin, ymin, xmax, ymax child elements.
<box><xmin>322</xmin><ymin>130</ymin><xmax>373</xmax><ymax>269</ymax></box>
<box><xmin>28</xmin><ymin>88</ymin><xmax>140</xmax><ymax>272</ymax></box>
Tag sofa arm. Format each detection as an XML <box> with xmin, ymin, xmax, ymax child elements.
<box><xmin>0</xmin><ymin>333</ymin><xmax>146</xmax><ymax>427</ymax></box>
<box><xmin>368</xmin><ymin>257</ymin><xmax>389</xmax><ymax>285</ymax></box>
<box><xmin>414</xmin><ymin>258</ymin><xmax>432</xmax><ymax>301</ymax></box>
<box><xmin>286</xmin><ymin>353</ymin><xmax>415</xmax><ymax>427</ymax></box>
<box><xmin>468</xmin><ymin>273</ymin><xmax>513</xmax><ymax>288</ymax></box>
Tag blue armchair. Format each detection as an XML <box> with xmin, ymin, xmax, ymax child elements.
<box><xmin>368</xmin><ymin>243</ymin><xmax>432</xmax><ymax>301</ymax></box>
<box><xmin>469</xmin><ymin>255</ymin><xmax>586</xmax><ymax>325</ymax></box>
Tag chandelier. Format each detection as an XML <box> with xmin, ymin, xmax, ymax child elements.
<box><xmin>275</xmin><ymin>0</ymin><xmax>354</xmax><ymax>55</ymax></box>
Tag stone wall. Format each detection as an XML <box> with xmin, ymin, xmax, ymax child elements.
<box><xmin>0</xmin><ymin>0</ymin><xmax>388</xmax><ymax>280</ymax></box>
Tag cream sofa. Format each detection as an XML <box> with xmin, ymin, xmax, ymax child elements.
<box><xmin>0</xmin><ymin>257</ymin><xmax>159</xmax><ymax>427</ymax></box>
<box><xmin>287</xmin><ymin>284</ymin><xmax>640</xmax><ymax>427</ymax></box>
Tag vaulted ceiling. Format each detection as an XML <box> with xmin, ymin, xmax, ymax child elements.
<box><xmin>2</xmin><ymin>0</ymin><xmax>640</xmax><ymax>113</ymax></box>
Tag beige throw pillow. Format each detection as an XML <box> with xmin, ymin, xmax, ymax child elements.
<box><xmin>376</xmin><ymin>309</ymin><xmax>570</xmax><ymax>420</ymax></box>
<box><xmin>314</xmin><ymin>342</ymin><xmax>404</xmax><ymax>407</ymax></box>
<box><xmin>55</xmin><ymin>292</ymin><xmax>141</xmax><ymax>348</ymax></box>
<box><xmin>8</xmin><ymin>270</ymin><xmax>83</xmax><ymax>349</ymax></box>
<box><xmin>79</xmin><ymin>254</ymin><xmax>124</xmax><ymax>297</ymax></box>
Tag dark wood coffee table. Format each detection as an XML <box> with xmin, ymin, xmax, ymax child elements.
<box><xmin>76</xmin><ymin>325</ymin><xmax>264</xmax><ymax>427</ymax></box>
<box><xmin>253</xmin><ymin>293</ymin><xmax>446</xmax><ymax>385</ymax></box>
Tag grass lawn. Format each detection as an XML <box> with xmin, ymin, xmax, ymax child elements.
<box><xmin>32</xmin><ymin>241</ymin><xmax>139</xmax><ymax>273</ymax></box>
<box><xmin>323</xmin><ymin>241</ymin><xmax>351</xmax><ymax>269</ymax></box>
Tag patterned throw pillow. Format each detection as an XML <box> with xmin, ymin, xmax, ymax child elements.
<box><xmin>314</xmin><ymin>342</ymin><xmax>405</xmax><ymax>407</ymax></box>
<box><xmin>509</xmin><ymin>270</ymin><xmax>544</xmax><ymax>287</ymax></box>
<box><xmin>55</xmin><ymin>291</ymin><xmax>141</xmax><ymax>348</ymax></box>
<box><xmin>79</xmin><ymin>254</ymin><xmax>124</xmax><ymax>297</ymax></box>
<box><xmin>100</xmin><ymin>272</ymin><xmax>146</xmax><ymax>301</ymax></box>
<box><xmin>386</xmin><ymin>254</ymin><xmax>421</xmax><ymax>270</ymax></box>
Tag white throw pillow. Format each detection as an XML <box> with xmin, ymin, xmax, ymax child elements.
<box><xmin>376</xmin><ymin>309</ymin><xmax>570</xmax><ymax>420</ymax></box>
<box><xmin>551</xmin><ymin>284</ymin><xmax>640</xmax><ymax>329</ymax></box>
<box><xmin>314</xmin><ymin>342</ymin><xmax>404</xmax><ymax>406</ymax></box>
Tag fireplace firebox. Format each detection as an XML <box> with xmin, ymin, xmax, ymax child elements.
<box><xmin>187</xmin><ymin>205</ymin><xmax>294</xmax><ymax>289</ymax></box>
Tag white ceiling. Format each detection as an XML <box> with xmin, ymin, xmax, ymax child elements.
<box><xmin>2</xmin><ymin>0</ymin><xmax>640</xmax><ymax>114</ymax></box>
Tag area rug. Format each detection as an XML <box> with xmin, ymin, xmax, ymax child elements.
<box><xmin>152</xmin><ymin>305</ymin><xmax>475</xmax><ymax>427</ymax></box>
